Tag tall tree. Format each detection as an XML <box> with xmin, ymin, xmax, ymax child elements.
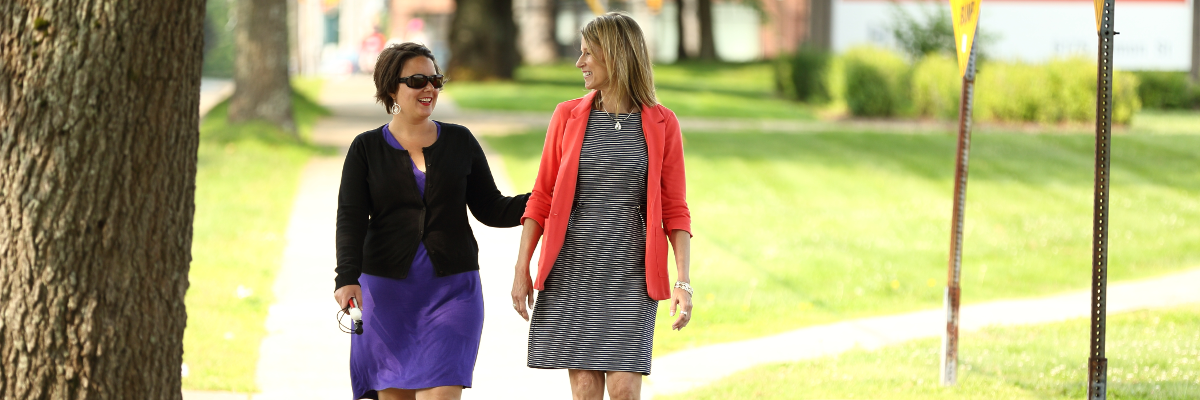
<box><xmin>516</xmin><ymin>0</ymin><xmax>559</xmax><ymax>64</ymax></box>
<box><xmin>449</xmin><ymin>0</ymin><xmax>520</xmax><ymax>80</ymax></box>
<box><xmin>228</xmin><ymin>0</ymin><xmax>295</xmax><ymax>135</ymax></box>
<box><xmin>676</xmin><ymin>0</ymin><xmax>689</xmax><ymax>61</ymax></box>
<box><xmin>697</xmin><ymin>0</ymin><xmax>717</xmax><ymax>60</ymax></box>
<box><xmin>809</xmin><ymin>0</ymin><xmax>833</xmax><ymax>50</ymax></box>
<box><xmin>1191</xmin><ymin>0</ymin><xmax>1198</xmax><ymax>83</ymax></box>
<box><xmin>0</xmin><ymin>0</ymin><xmax>204</xmax><ymax>398</ymax></box>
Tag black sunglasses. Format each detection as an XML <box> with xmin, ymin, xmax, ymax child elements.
<box><xmin>399</xmin><ymin>74</ymin><xmax>446</xmax><ymax>89</ymax></box>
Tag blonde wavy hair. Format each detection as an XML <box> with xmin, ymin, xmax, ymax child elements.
<box><xmin>581</xmin><ymin>12</ymin><xmax>658</xmax><ymax>110</ymax></box>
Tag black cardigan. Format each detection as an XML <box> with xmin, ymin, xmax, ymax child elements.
<box><xmin>334</xmin><ymin>122</ymin><xmax>529</xmax><ymax>290</ymax></box>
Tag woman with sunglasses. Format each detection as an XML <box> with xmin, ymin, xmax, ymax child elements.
<box><xmin>511</xmin><ymin>13</ymin><xmax>693</xmax><ymax>400</ymax></box>
<box><xmin>334</xmin><ymin>42</ymin><xmax>529</xmax><ymax>400</ymax></box>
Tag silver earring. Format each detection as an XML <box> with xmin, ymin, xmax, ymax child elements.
<box><xmin>390</xmin><ymin>104</ymin><xmax>401</xmax><ymax>114</ymax></box>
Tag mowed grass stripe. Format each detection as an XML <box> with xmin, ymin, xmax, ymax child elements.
<box><xmin>482</xmin><ymin>129</ymin><xmax>1200</xmax><ymax>355</ymax></box>
<box><xmin>658</xmin><ymin>304</ymin><xmax>1200</xmax><ymax>400</ymax></box>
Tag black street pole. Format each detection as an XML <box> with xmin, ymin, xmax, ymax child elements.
<box><xmin>1089</xmin><ymin>0</ymin><xmax>1116</xmax><ymax>399</ymax></box>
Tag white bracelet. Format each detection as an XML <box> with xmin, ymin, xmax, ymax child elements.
<box><xmin>673</xmin><ymin>281</ymin><xmax>693</xmax><ymax>296</ymax></box>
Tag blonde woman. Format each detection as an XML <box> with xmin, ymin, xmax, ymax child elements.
<box><xmin>510</xmin><ymin>12</ymin><xmax>694</xmax><ymax>400</ymax></box>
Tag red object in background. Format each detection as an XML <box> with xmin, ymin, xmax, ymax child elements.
<box><xmin>359</xmin><ymin>31</ymin><xmax>386</xmax><ymax>73</ymax></box>
<box><xmin>362</xmin><ymin>32</ymin><xmax>385</xmax><ymax>54</ymax></box>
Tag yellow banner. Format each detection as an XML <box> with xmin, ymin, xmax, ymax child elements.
<box><xmin>950</xmin><ymin>0</ymin><xmax>981</xmax><ymax>77</ymax></box>
<box><xmin>1094</xmin><ymin>0</ymin><xmax>1104</xmax><ymax>31</ymax></box>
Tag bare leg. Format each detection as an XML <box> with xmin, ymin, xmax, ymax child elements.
<box><xmin>605</xmin><ymin>371</ymin><xmax>643</xmax><ymax>400</ymax></box>
<box><xmin>568</xmin><ymin>369</ymin><xmax>606</xmax><ymax>400</ymax></box>
<box><xmin>377</xmin><ymin>388</ymin><xmax>417</xmax><ymax>400</ymax></box>
<box><xmin>416</xmin><ymin>386</ymin><xmax>463</xmax><ymax>400</ymax></box>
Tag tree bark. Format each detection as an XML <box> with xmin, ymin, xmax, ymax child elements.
<box><xmin>808</xmin><ymin>0</ymin><xmax>833</xmax><ymax>50</ymax></box>
<box><xmin>449</xmin><ymin>0</ymin><xmax>519</xmax><ymax>81</ymax></box>
<box><xmin>1191</xmin><ymin>0</ymin><xmax>1198</xmax><ymax>83</ymax></box>
<box><xmin>676</xmin><ymin>0</ymin><xmax>689</xmax><ymax>61</ymax></box>
<box><xmin>0</xmin><ymin>0</ymin><xmax>203</xmax><ymax>399</ymax></box>
<box><xmin>229</xmin><ymin>0</ymin><xmax>295</xmax><ymax>135</ymax></box>
<box><xmin>516</xmin><ymin>0</ymin><xmax>558</xmax><ymax>65</ymax></box>
<box><xmin>697</xmin><ymin>0</ymin><xmax>717</xmax><ymax>60</ymax></box>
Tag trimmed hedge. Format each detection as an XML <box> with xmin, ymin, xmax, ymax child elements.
<box><xmin>910</xmin><ymin>53</ymin><xmax>960</xmax><ymax>120</ymax></box>
<box><xmin>1133</xmin><ymin>71</ymin><xmax>1200</xmax><ymax>110</ymax></box>
<box><xmin>911</xmin><ymin>56</ymin><xmax>1140</xmax><ymax>124</ymax></box>
<box><xmin>842</xmin><ymin>46</ymin><xmax>911</xmax><ymax>117</ymax></box>
<box><xmin>776</xmin><ymin>47</ymin><xmax>1147</xmax><ymax>124</ymax></box>
<box><xmin>774</xmin><ymin>48</ymin><xmax>834</xmax><ymax>103</ymax></box>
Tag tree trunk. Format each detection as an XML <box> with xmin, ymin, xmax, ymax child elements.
<box><xmin>697</xmin><ymin>0</ymin><xmax>717</xmax><ymax>60</ymax></box>
<box><xmin>676</xmin><ymin>0</ymin><xmax>689</xmax><ymax>61</ymax></box>
<box><xmin>449</xmin><ymin>0</ymin><xmax>519</xmax><ymax>81</ymax></box>
<box><xmin>516</xmin><ymin>0</ymin><xmax>558</xmax><ymax>65</ymax></box>
<box><xmin>229</xmin><ymin>0</ymin><xmax>295</xmax><ymax>135</ymax></box>
<box><xmin>0</xmin><ymin>0</ymin><xmax>203</xmax><ymax>399</ymax></box>
<box><xmin>1191</xmin><ymin>0</ymin><xmax>1198</xmax><ymax>83</ymax></box>
<box><xmin>808</xmin><ymin>0</ymin><xmax>833</xmax><ymax>50</ymax></box>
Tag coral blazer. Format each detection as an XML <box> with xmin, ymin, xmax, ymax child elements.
<box><xmin>522</xmin><ymin>90</ymin><xmax>692</xmax><ymax>301</ymax></box>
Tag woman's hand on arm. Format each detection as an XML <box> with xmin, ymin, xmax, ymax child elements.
<box><xmin>511</xmin><ymin>218</ymin><xmax>544</xmax><ymax>321</ymax></box>
<box><xmin>668</xmin><ymin>229</ymin><xmax>693</xmax><ymax>331</ymax></box>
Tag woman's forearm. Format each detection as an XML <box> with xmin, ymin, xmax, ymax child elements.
<box><xmin>668</xmin><ymin>229</ymin><xmax>691</xmax><ymax>283</ymax></box>
<box><xmin>515</xmin><ymin>219</ymin><xmax>544</xmax><ymax>274</ymax></box>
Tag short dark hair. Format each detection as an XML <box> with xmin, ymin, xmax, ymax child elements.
<box><xmin>373</xmin><ymin>42</ymin><xmax>441</xmax><ymax>113</ymax></box>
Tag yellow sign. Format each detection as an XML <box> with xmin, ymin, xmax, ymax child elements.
<box><xmin>647</xmin><ymin>0</ymin><xmax>663</xmax><ymax>13</ymax></box>
<box><xmin>950</xmin><ymin>0</ymin><xmax>981</xmax><ymax>77</ymax></box>
<box><xmin>1094</xmin><ymin>0</ymin><xmax>1104</xmax><ymax>31</ymax></box>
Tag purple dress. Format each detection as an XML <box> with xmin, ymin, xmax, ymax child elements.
<box><xmin>350</xmin><ymin>122</ymin><xmax>485</xmax><ymax>399</ymax></box>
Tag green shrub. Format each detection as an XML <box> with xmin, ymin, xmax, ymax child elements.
<box><xmin>910</xmin><ymin>53</ymin><xmax>960</xmax><ymax>119</ymax></box>
<box><xmin>773</xmin><ymin>56</ymin><xmax>796</xmax><ymax>99</ymax></box>
<box><xmin>973</xmin><ymin>57</ymin><xmax>1140</xmax><ymax>125</ymax></box>
<box><xmin>789</xmin><ymin>47</ymin><xmax>833</xmax><ymax>103</ymax></box>
<box><xmin>1133</xmin><ymin>71</ymin><xmax>1195</xmax><ymax>110</ymax></box>
<box><xmin>774</xmin><ymin>48</ymin><xmax>833</xmax><ymax>103</ymax></box>
<box><xmin>842</xmin><ymin>46</ymin><xmax>911</xmax><ymax>117</ymax></box>
<box><xmin>1112</xmin><ymin>70</ymin><xmax>1142</xmax><ymax>124</ymax></box>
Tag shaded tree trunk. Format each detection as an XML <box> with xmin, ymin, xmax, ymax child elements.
<box><xmin>1191</xmin><ymin>0</ymin><xmax>1198</xmax><ymax>83</ymax></box>
<box><xmin>516</xmin><ymin>0</ymin><xmax>558</xmax><ymax>65</ymax></box>
<box><xmin>676</xmin><ymin>0</ymin><xmax>689</xmax><ymax>61</ymax></box>
<box><xmin>449</xmin><ymin>0</ymin><xmax>519</xmax><ymax>80</ymax></box>
<box><xmin>808</xmin><ymin>0</ymin><xmax>833</xmax><ymax>50</ymax></box>
<box><xmin>229</xmin><ymin>0</ymin><xmax>295</xmax><ymax>135</ymax></box>
<box><xmin>697</xmin><ymin>0</ymin><xmax>717</xmax><ymax>60</ymax></box>
<box><xmin>0</xmin><ymin>0</ymin><xmax>204</xmax><ymax>398</ymax></box>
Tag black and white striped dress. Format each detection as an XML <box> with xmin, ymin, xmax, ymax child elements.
<box><xmin>527</xmin><ymin>110</ymin><xmax>658</xmax><ymax>375</ymax></box>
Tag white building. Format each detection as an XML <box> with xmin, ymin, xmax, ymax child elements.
<box><xmin>833</xmin><ymin>0</ymin><xmax>1195</xmax><ymax>70</ymax></box>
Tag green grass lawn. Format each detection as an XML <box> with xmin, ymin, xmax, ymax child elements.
<box><xmin>659</xmin><ymin>304</ymin><xmax>1200</xmax><ymax>399</ymax></box>
<box><xmin>182</xmin><ymin>79</ymin><xmax>331</xmax><ymax>392</ymax></box>
<box><xmin>481</xmin><ymin>112</ymin><xmax>1200</xmax><ymax>356</ymax></box>
<box><xmin>444</xmin><ymin>62</ymin><xmax>816</xmax><ymax>120</ymax></box>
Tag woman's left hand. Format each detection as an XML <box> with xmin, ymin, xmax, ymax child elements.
<box><xmin>669</xmin><ymin>287</ymin><xmax>693</xmax><ymax>331</ymax></box>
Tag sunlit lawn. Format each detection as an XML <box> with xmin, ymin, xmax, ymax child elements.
<box><xmin>444</xmin><ymin>62</ymin><xmax>817</xmax><ymax>120</ymax></box>
<box><xmin>182</xmin><ymin>80</ymin><xmax>331</xmax><ymax>392</ymax></box>
<box><xmin>481</xmin><ymin>111</ymin><xmax>1200</xmax><ymax>356</ymax></box>
<box><xmin>658</xmin><ymin>305</ymin><xmax>1200</xmax><ymax>400</ymax></box>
